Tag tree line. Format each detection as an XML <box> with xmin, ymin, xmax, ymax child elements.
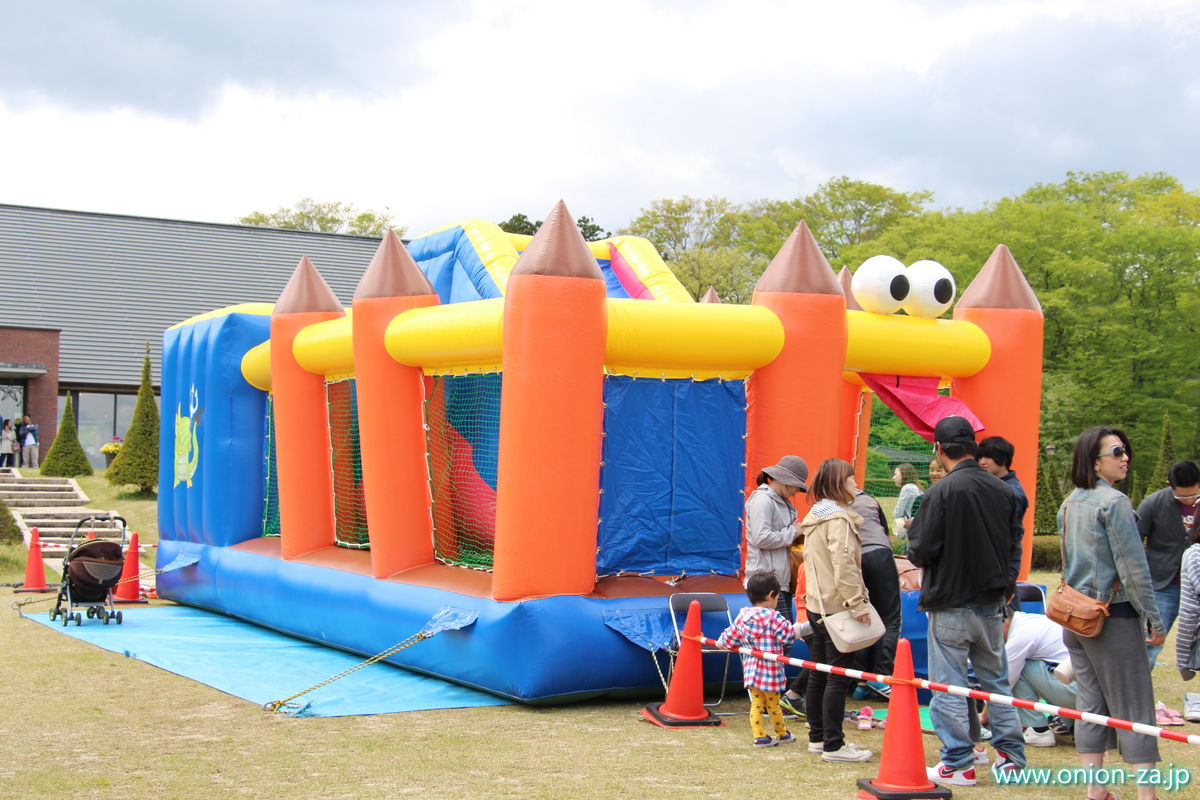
<box><xmin>240</xmin><ymin>171</ymin><xmax>1200</xmax><ymax>483</ymax></box>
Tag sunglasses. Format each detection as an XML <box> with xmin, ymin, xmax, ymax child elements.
<box><xmin>1097</xmin><ymin>445</ymin><xmax>1130</xmax><ymax>459</ymax></box>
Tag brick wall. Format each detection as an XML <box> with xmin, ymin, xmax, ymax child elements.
<box><xmin>0</xmin><ymin>326</ymin><xmax>61</xmax><ymax>448</ymax></box>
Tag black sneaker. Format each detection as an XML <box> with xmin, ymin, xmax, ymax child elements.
<box><xmin>780</xmin><ymin>694</ymin><xmax>806</xmax><ymax>719</ymax></box>
<box><xmin>1048</xmin><ymin>714</ymin><xmax>1074</xmax><ymax>738</ymax></box>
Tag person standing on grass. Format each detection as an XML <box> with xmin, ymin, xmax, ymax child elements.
<box><xmin>1137</xmin><ymin>460</ymin><xmax>1200</xmax><ymax>669</ymax></box>
<box><xmin>717</xmin><ymin>571</ymin><xmax>800</xmax><ymax>748</ymax></box>
<box><xmin>908</xmin><ymin>415</ymin><xmax>1026</xmax><ymax>787</ymax></box>
<box><xmin>1059</xmin><ymin>427</ymin><xmax>1164</xmax><ymax>800</ymax></box>
<box><xmin>744</xmin><ymin>455</ymin><xmax>809</xmax><ymax>622</ymax></box>
<box><xmin>892</xmin><ymin>463</ymin><xmax>925</xmax><ymax>533</ymax></box>
<box><xmin>801</xmin><ymin>458</ymin><xmax>874</xmax><ymax>763</ymax></box>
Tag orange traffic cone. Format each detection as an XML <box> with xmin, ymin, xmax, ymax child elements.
<box><xmin>641</xmin><ymin>600</ymin><xmax>723</xmax><ymax>727</ymax></box>
<box><xmin>15</xmin><ymin>528</ymin><xmax>53</xmax><ymax>593</ymax></box>
<box><xmin>857</xmin><ymin>638</ymin><xmax>951</xmax><ymax>799</ymax></box>
<box><xmin>113</xmin><ymin>532</ymin><xmax>149</xmax><ymax>604</ymax></box>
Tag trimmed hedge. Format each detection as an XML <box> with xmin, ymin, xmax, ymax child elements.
<box><xmin>1030</xmin><ymin>535</ymin><xmax>1062</xmax><ymax>572</ymax></box>
<box><xmin>0</xmin><ymin>499</ymin><xmax>20</xmax><ymax>545</ymax></box>
<box><xmin>40</xmin><ymin>394</ymin><xmax>93</xmax><ymax>477</ymax></box>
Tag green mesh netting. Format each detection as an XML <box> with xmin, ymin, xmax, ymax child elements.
<box><xmin>262</xmin><ymin>394</ymin><xmax>280</xmax><ymax>537</ymax></box>
<box><xmin>327</xmin><ymin>378</ymin><xmax>370</xmax><ymax>549</ymax></box>
<box><xmin>863</xmin><ymin>394</ymin><xmax>938</xmax><ymax>532</ymax></box>
<box><xmin>424</xmin><ymin>373</ymin><xmax>500</xmax><ymax>569</ymax></box>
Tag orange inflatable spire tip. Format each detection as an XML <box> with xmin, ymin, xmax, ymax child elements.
<box><xmin>354</xmin><ymin>231</ymin><xmax>435</xmax><ymax>300</ymax></box>
<box><xmin>957</xmin><ymin>244</ymin><xmax>1041</xmax><ymax>311</ymax></box>
<box><xmin>838</xmin><ymin>267</ymin><xmax>864</xmax><ymax>310</ymax></box>
<box><xmin>756</xmin><ymin>220</ymin><xmax>842</xmax><ymax>295</ymax></box>
<box><xmin>511</xmin><ymin>201</ymin><xmax>603</xmax><ymax>280</ymax></box>
<box><xmin>699</xmin><ymin>286</ymin><xmax>721</xmax><ymax>303</ymax></box>
<box><xmin>275</xmin><ymin>255</ymin><xmax>344</xmax><ymax>314</ymax></box>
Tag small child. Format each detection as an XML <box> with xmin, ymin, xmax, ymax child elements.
<box><xmin>718</xmin><ymin>571</ymin><xmax>801</xmax><ymax>747</ymax></box>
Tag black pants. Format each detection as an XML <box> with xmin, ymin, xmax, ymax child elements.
<box><xmin>858</xmin><ymin>547</ymin><xmax>902</xmax><ymax>677</ymax></box>
<box><xmin>805</xmin><ymin>610</ymin><xmax>859</xmax><ymax>751</ymax></box>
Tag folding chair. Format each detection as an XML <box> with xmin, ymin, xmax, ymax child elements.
<box><xmin>668</xmin><ymin>592</ymin><xmax>735</xmax><ymax>708</ymax></box>
<box><xmin>1016</xmin><ymin>582</ymin><xmax>1047</xmax><ymax>614</ymax></box>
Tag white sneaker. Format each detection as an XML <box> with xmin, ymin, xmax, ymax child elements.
<box><xmin>1185</xmin><ymin>692</ymin><xmax>1200</xmax><ymax>723</ymax></box>
<box><xmin>1023</xmin><ymin>727</ymin><xmax>1056</xmax><ymax>747</ymax></box>
<box><xmin>973</xmin><ymin>746</ymin><xmax>990</xmax><ymax>764</ymax></box>
<box><xmin>808</xmin><ymin>741</ymin><xmax>824</xmax><ymax>753</ymax></box>
<box><xmin>926</xmin><ymin>762</ymin><xmax>978</xmax><ymax>786</ymax></box>
<box><xmin>822</xmin><ymin>742</ymin><xmax>872</xmax><ymax>762</ymax></box>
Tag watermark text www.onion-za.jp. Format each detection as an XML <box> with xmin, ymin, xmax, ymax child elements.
<box><xmin>993</xmin><ymin>765</ymin><xmax>1192</xmax><ymax>792</ymax></box>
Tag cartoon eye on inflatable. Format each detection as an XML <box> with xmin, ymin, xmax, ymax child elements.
<box><xmin>850</xmin><ymin>255</ymin><xmax>909</xmax><ymax>315</ymax></box>
<box><xmin>903</xmin><ymin>259</ymin><xmax>956</xmax><ymax>318</ymax></box>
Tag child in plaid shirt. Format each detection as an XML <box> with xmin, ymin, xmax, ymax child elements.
<box><xmin>718</xmin><ymin>571</ymin><xmax>802</xmax><ymax>747</ymax></box>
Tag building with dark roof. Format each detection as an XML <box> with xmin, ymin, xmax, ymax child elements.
<box><xmin>0</xmin><ymin>203</ymin><xmax>382</xmax><ymax>467</ymax></box>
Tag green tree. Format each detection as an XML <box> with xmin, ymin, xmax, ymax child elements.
<box><xmin>621</xmin><ymin>196</ymin><xmax>740</xmax><ymax>260</ymax></box>
<box><xmin>1144</xmin><ymin>411</ymin><xmax>1178</xmax><ymax>496</ymax></box>
<box><xmin>40</xmin><ymin>395</ymin><xmax>93</xmax><ymax>477</ymax></box>
<box><xmin>498</xmin><ymin>213</ymin><xmax>540</xmax><ymax>235</ymax></box>
<box><xmin>1034</xmin><ymin>450</ymin><xmax>1065</xmax><ymax>535</ymax></box>
<box><xmin>238</xmin><ymin>198</ymin><xmax>403</xmax><ymax>237</ymax></box>
<box><xmin>499</xmin><ymin>213</ymin><xmax>612</xmax><ymax>242</ymax></box>
<box><xmin>106</xmin><ymin>347</ymin><xmax>160</xmax><ymax>494</ymax></box>
<box><xmin>669</xmin><ymin>248</ymin><xmax>759</xmax><ymax>304</ymax></box>
<box><xmin>738</xmin><ymin>177</ymin><xmax>933</xmax><ymax>265</ymax></box>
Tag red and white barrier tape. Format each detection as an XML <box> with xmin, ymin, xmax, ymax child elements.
<box><xmin>692</xmin><ymin>634</ymin><xmax>1200</xmax><ymax>747</ymax></box>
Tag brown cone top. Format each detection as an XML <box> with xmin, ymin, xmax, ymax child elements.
<box><xmin>755</xmin><ymin>221</ymin><xmax>842</xmax><ymax>295</ymax></box>
<box><xmin>957</xmin><ymin>244</ymin><xmax>1041</xmax><ymax>311</ymax></box>
<box><xmin>273</xmin><ymin>256</ymin><xmax>344</xmax><ymax>315</ymax></box>
<box><xmin>354</xmin><ymin>230</ymin><xmax>435</xmax><ymax>300</ymax></box>
<box><xmin>510</xmin><ymin>200</ymin><xmax>603</xmax><ymax>280</ymax></box>
<box><xmin>700</xmin><ymin>286</ymin><xmax>721</xmax><ymax>303</ymax></box>
<box><xmin>837</xmin><ymin>267</ymin><xmax>863</xmax><ymax>310</ymax></box>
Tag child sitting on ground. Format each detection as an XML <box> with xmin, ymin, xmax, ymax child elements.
<box><xmin>718</xmin><ymin>571</ymin><xmax>803</xmax><ymax>747</ymax></box>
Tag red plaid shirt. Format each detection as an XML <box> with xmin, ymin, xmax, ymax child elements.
<box><xmin>717</xmin><ymin>605</ymin><xmax>795</xmax><ymax>692</ymax></box>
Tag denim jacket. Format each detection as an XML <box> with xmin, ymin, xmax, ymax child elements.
<box><xmin>1058</xmin><ymin>479</ymin><xmax>1164</xmax><ymax>636</ymax></box>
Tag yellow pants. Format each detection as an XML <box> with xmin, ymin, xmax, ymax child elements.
<box><xmin>749</xmin><ymin>688</ymin><xmax>788</xmax><ymax>739</ymax></box>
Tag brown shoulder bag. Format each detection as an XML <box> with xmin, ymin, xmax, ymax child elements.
<box><xmin>1045</xmin><ymin>508</ymin><xmax>1117</xmax><ymax>638</ymax></box>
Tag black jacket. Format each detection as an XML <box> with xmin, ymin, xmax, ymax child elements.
<box><xmin>907</xmin><ymin>459</ymin><xmax>1021</xmax><ymax>610</ymax></box>
<box><xmin>1137</xmin><ymin>487</ymin><xmax>1197</xmax><ymax>589</ymax></box>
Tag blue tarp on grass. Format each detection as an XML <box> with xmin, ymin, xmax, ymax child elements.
<box><xmin>29</xmin><ymin>605</ymin><xmax>511</xmax><ymax>716</ymax></box>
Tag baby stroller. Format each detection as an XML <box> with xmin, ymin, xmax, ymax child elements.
<box><xmin>49</xmin><ymin>515</ymin><xmax>128</xmax><ymax>626</ymax></box>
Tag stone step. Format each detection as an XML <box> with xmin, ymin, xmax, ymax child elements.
<box><xmin>6</xmin><ymin>497</ymin><xmax>93</xmax><ymax>507</ymax></box>
<box><xmin>0</xmin><ymin>476</ymin><xmax>73</xmax><ymax>486</ymax></box>
<box><xmin>0</xmin><ymin>490</ymin><xmax>78</xmax><ymax>501</ymax></box>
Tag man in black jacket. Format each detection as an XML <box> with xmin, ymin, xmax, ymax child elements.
<box><xmin>908</xmin><ymin>415</ymin><xmax>1025</xmax><ymax>786</ymax></box>
<box><xmin>1138</xmin><ymin>460</ymin><xmax>1200</xmax><ymax>669</ymax></box>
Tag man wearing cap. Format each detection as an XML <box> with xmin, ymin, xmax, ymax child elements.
<box><xmin>908</xmin><ymin>415</ymin><xmax>1026</xmax><ymax>786</ymax></box>
<box><xmin>745</xmin><ymin>455</ymin><xmax>809</xmax><ymax>623</ymax></box>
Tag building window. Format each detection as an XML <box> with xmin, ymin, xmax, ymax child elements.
<box><xmin>0</xmin><ymin>380</ymin><xmax>24</xmax><ymax>426</ymax></box>
<box><xmin>61</xmin><ymin>391</ymin><xmax>157</xmax><ymax>469</ymax></box>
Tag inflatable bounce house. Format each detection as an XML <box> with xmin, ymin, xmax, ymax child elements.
<box><xmin>156</xmin><ymin>201</ymin><xmax>1043</xmax><ymax>703</ymax></box>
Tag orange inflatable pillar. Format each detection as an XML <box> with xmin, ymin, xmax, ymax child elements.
<box><xmin>953</xmin><ymin>245</ymin><xmax>1043</xmax><ymax>579</ymax></box>
<box><xmin>271</xmin><ymin>256</ymin><xmax>344</xmax><ymax>559</ymax></box>
<box><xmin>492</xmin><ymin>201</ymin><xmax>607</xmax><ymax>601</ymax></box>
<box><xmin>352</xmin><ymin>232</ymin><xmax>439</xmax><ymax>578</ymax></box>
<box><xmin>747</xmin><ymin>222</ymin><xmax>847</xmax><ymax>493</ymax></box>
<box><xmin>835</xmin><ymin>267</ymin><xmax>871</xmax><ymax>485</ymax></box>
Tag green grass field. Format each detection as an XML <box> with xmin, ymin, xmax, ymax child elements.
<box><xmin>3</xmin><ymin>479</ymin><xmax>1198</xmax><ymax>799</ymax></box>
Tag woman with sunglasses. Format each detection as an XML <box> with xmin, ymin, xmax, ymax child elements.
<box><xmin>1059</xmin><ymin>427</ymin><xmax>1165</xmax><ymax>800</ymax></box>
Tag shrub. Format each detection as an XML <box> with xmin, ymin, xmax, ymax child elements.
<box><xmin>39</xmin><ymin>394</ymin><xmax>93</xmax><ymax>477</ymax></box>
<box><xmin>1030</xmin><ymin>535</ymin><xmax>1063</xmax><ymax>572</ymax></box>
<box><xmin>1033</xmin><ymin>451</ymin><xmax>1064</xmax><ymax>535</ymax></box>
<box><xmin>0</xmin><ymin>499</ymin><xmax>20</xmax><ymax>545</ymax></box>
<box><xmin>107</xmin><ymin>346</ymin><xmax>160</xmax><ymax>493</ymax></box>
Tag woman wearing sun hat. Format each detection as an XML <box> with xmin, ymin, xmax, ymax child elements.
<box><xmin>745</xmin><ymin>454</ymin><xmax>809</xmax><ymax>622</ymax></box>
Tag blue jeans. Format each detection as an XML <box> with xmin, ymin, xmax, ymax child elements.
<box><xmin>927</xmin><ymin>605</ymin><xmax>1026</xmax><ymax>769</ymax></box>
<box><xmin>1013</xmin><ymin>660</ymin><xmax>1078</xmax><ymax>728</ymax></box>
<box><xmin>1147</xmin><ymin>583</ymin><xmax>1180</xmax><ymax>668</ymax></box>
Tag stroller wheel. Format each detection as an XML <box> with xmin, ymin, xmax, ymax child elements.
<box><xmin>60</xmin><ymin>611</ymin><xmax>69</xmax><ymax>627</ymax></box>
<box><xmin>86</xmin><ymin>607</ymin><xmax>95</xmax><ymax>619</ymax></box>
<box><xmin>102</xmin><ymin>610</ymin><xmax>110</xmax><ymax>624</ymax></box>
<box><xmin>115</xmin><ymin>610</ymin><xmax>123</xmax><ymax>625</ymax></box>
<box><xmin>49</xmin><ymin>607</ymin><xmax>58</xmax><ymax>621</ymax></box>
<box><xmin>72</xmin><ymin>612</ymin><xmax>81</xmax><ymax>626</ymax></box>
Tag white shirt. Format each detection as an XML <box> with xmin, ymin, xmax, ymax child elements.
<box><xmin>1005</xmin><ymin>611</ymin><xmax>1069</xmax><ymax>690</ymax></box>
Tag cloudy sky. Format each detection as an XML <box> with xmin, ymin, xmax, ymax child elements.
<box><xmin>2</xmin><ymin>0</ymin><xmax>1197</xmax><ymax>236</ymax></box>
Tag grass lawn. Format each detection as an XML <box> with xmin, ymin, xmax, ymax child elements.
<box><xmin>3</xmin><ymin>485</ymin><xmax>1198</xmax><ymax>799</ymax></box>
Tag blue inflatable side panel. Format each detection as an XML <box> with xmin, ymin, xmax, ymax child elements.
<box><xmin>596</xmin><ymin>377</ymin><xmax>746</xmax><ymax>576</ymax></box>
<box><xmin>159</xmin><ymin>312</ymin><xmax>271</xmax><ymax>548</ymax></box>
<box><xmin>155</xmin><ymin>539</ymin><xmax>753</xmax><ymax>702</ymax></box>
<box><xmin>406</xmin><ymin>227</ymin><xmax>501</xmax><ymax>304</ymax></box>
